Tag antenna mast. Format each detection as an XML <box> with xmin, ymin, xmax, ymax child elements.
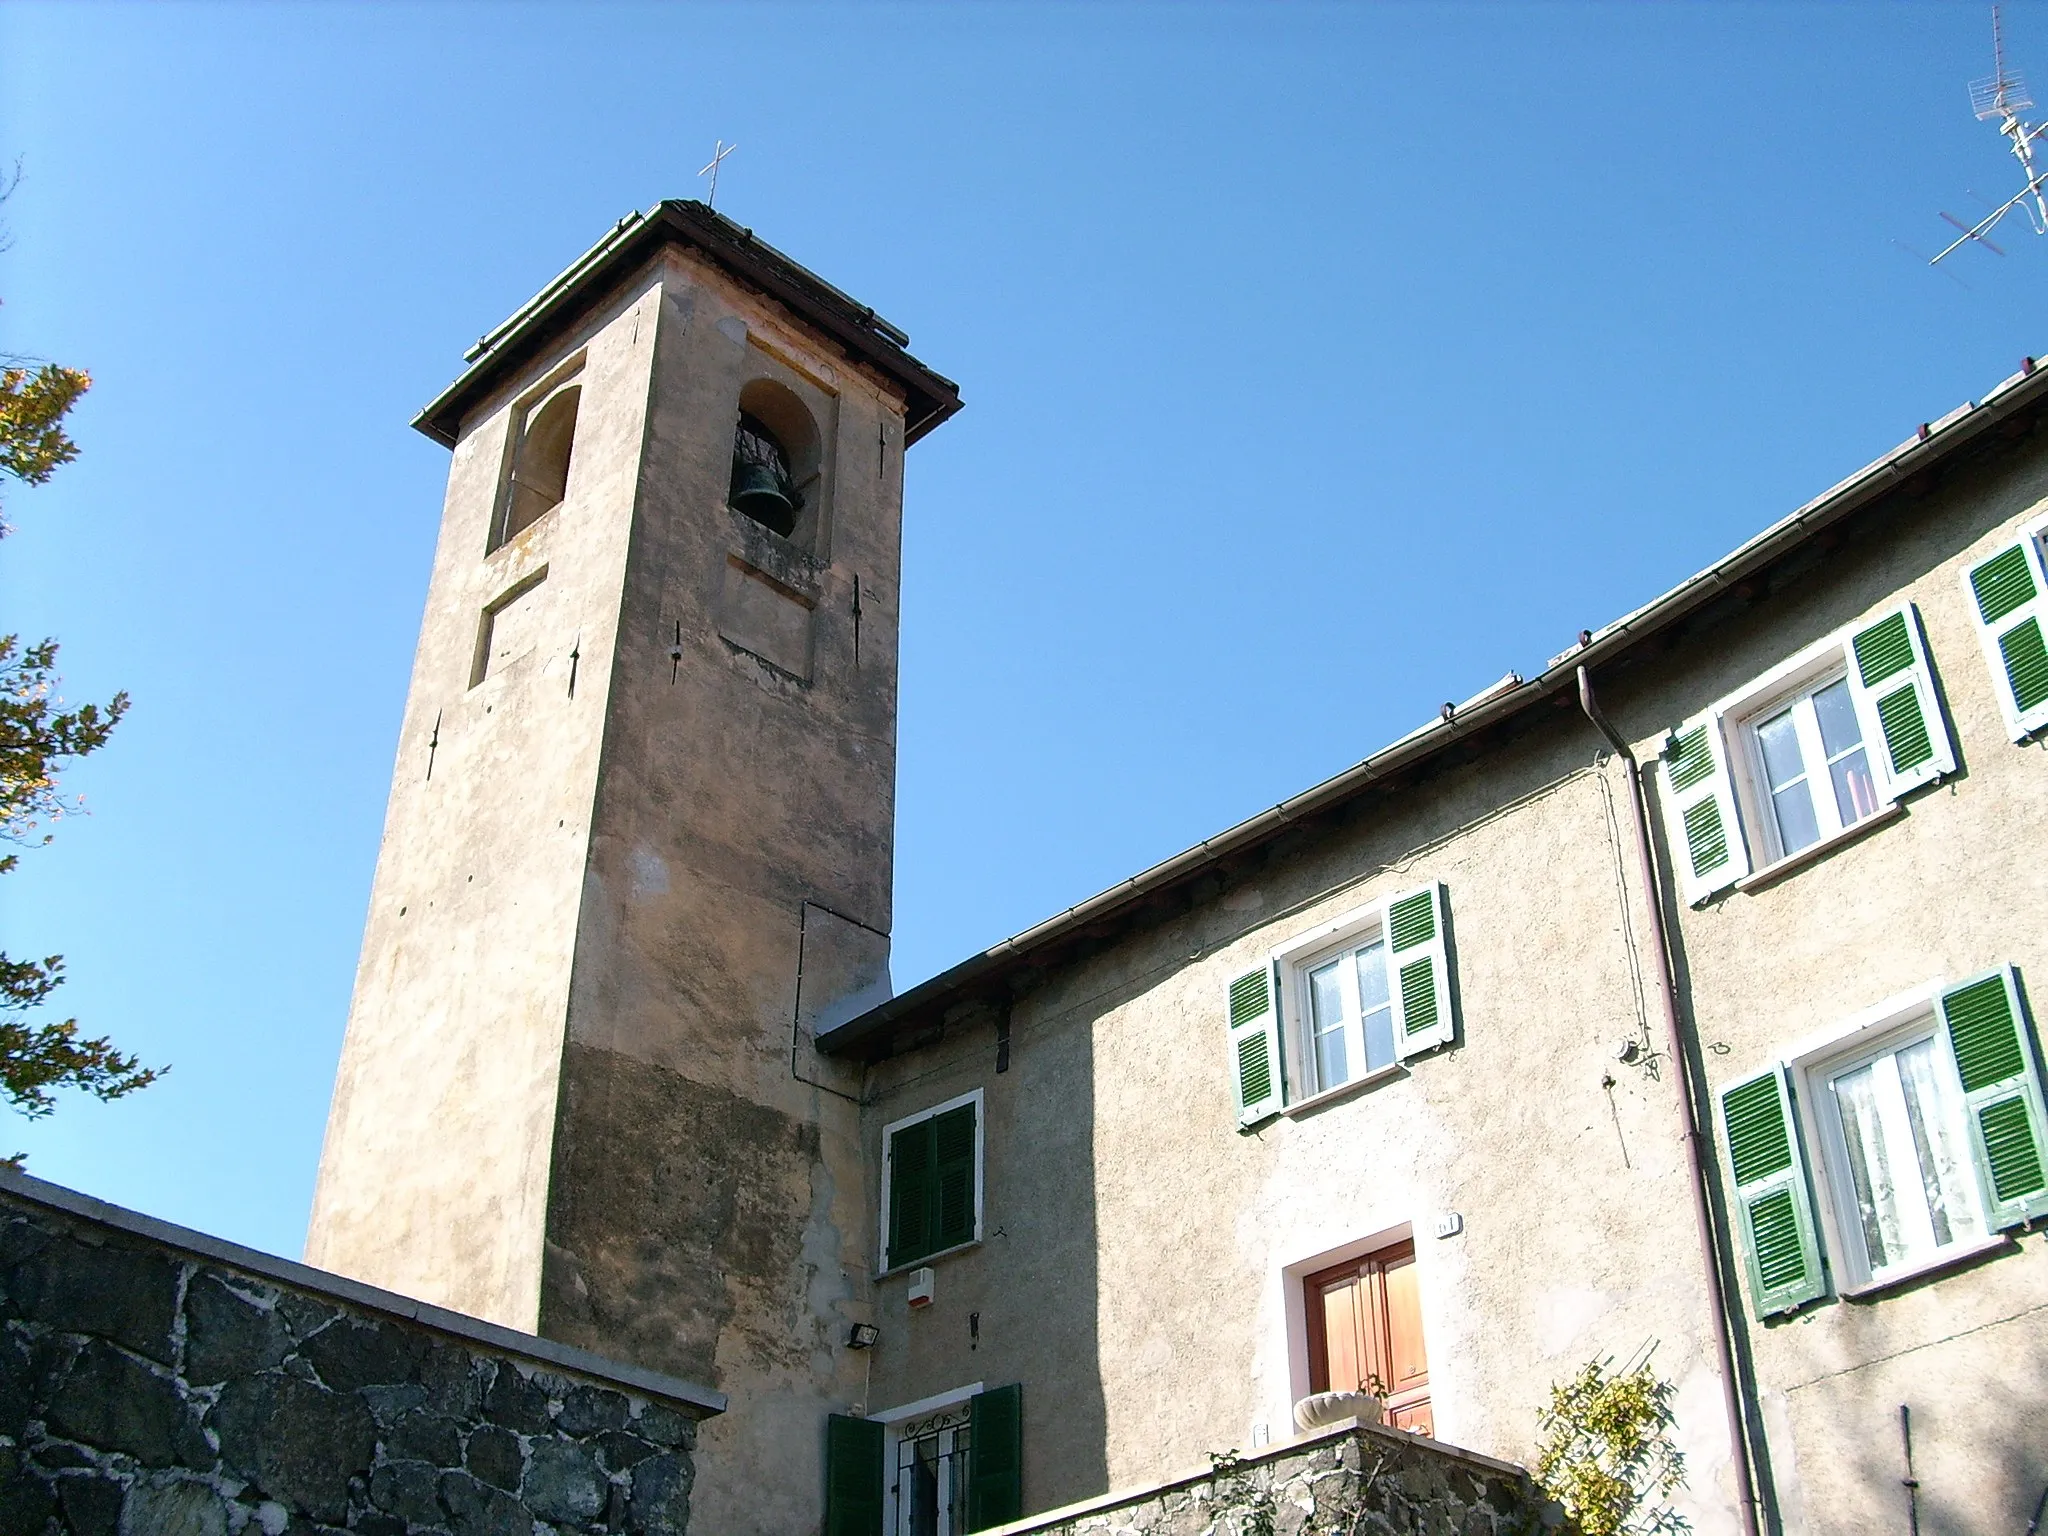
<box><xmin>1933</xmin><ymin>5</ymin><xmax>2048</xmax><ymax>262</ymax></box>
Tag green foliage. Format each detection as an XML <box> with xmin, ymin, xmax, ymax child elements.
<box><xmin>1535</xmin><ymin>1352</ymin><xmax>1689</xmax><ymax>1536</ymax></box>
<box><xmin>1207</xmin><ymin>1451</ymin><xmax>1279</xmax><ymax>1536</ymax></box>
<box><xmin>0</xmin><ymin>363</ymin><xmax>90</xmax><ymax>511</ymax></box>
<box><xmin>0</xmin><ymin>313</ymin><xmax>160</xmax><ymax>1142</ymax></box>
<box><xmin>1</xmin><ymin>633</ymin><xmax>127</xmax><ymax>870</ymax></box>
<box><xmin>0</xmin><ymin>953</ymin><xmax>159</xmax><ymax>1119</ymax></box>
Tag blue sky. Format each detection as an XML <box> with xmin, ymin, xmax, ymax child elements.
<box><xmin>2</xmin><ymin>2</ymin><xmax>2043</xmax><ymax>1261</ymax></box>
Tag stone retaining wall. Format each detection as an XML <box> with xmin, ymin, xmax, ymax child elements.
<box><xmin>0</xmin><ymin>1170</ymin><xmax>723</xmax><ymax>1535</ymax></box>
<box><xmin>987</xmin><ymin>1419</ymin><xmax>1571</xmax><ymax>1536</ymax></box>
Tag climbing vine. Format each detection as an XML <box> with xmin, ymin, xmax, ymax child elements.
<box><xmin>1207</xmin><ymin>1451</ymin><xmax>1279</xmax><ymax>1536</ymax></box>
<box><xmin>1205</xmin><ymin>1446</ymin><xmax>1395</xmax><ymax>1536</ymax></box>
<box><xmin>1534</xmin><ymin>1352</ymin><xmax>1690</xmax><ymax>1536</ymax></box>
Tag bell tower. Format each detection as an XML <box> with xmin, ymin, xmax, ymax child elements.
<box><xmin>306</xmin><ymin>202</ymin><xmax>960</xmax><ymax>1531</ymax></box>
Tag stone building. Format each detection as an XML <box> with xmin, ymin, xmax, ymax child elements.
<box><xmin>306</xmin><ymin>201</ymin><xmax>958</xmax><ymax>1534</ymax></box>
<box><xmin>309</xmin><ymin>203</ymin><xmax>2048</xmax><ymax>1536</ymax></box>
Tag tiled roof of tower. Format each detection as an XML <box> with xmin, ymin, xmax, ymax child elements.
<box><xmin>412</xmin><ymin>199</ymin><xmax>963</xmax><ymax>448</ymax></box>
<box><xmin>817</xmin><ymin>354</ymin><xmax>2048</xmax><ymax>1061</ymax></box>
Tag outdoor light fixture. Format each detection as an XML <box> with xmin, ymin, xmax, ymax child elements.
<box><xmin>847</xmin><ymin>1323</ymin><xmax>880</xmax><ymax>1350</ymax></box>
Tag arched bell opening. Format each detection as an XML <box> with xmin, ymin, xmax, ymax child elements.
<box><xmin>503</xmin><ymin>384</ymin><xmax>581</xmax><ymax>542</ymax></box>
<box><xmin>729</xmin><ymin>379</ymin><xmax>822</xmax><ymax>545</ymax></box>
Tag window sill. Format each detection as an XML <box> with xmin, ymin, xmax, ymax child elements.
<box><xmin>1735</xmin><ymin>802</ymin><xmax>1905</xmax><ymax>894</ymax></box>
<box><xmin>1281</xmin><ymin>1064</ymin><xmax>1406</xmax><ymax>1119</ymax></box>
<box><xmin>878</xmin><ymin>1239</ymin><xmax>980</xmax><ymax>1280</ymax></box>
<box><xmin>1839</xmin><ymin>1233</ymin><xmax>2015</xmax><ymax>1301</ymax></box>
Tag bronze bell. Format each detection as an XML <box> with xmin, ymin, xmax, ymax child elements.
<box><xmin>729</xmin><ymin>461</ymin><xmax>797</xmax><ymax>536</ymax></box>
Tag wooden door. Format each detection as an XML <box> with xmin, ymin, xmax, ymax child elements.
<box><xmin>1304</xmin><ymin>1241</ymin><xmax>1432</xmax><ymax>1436</ymax></box>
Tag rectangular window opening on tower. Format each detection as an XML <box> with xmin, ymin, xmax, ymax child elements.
<box><xmin>470</xmin><ymin>568</ymin><xmax>549</xmax><ymax>689</ymax></box>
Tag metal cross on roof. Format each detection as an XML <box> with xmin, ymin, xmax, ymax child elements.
<box><xmin>698</xmin><ymin>139</ymin><xmax>737</xmax><ymax>209</ymax></box>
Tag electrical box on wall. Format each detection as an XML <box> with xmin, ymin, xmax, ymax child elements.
<box><xmin>907</xmin><ymin>1267</ymin><xmax>936</xmax><ymax>1308</ymax></box>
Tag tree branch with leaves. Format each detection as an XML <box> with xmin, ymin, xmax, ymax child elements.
<box><xmin>0</xmin><ymin>338</ymin><xmax>161</xmax><ymax>1147</ymax></box>
<box><xmin>1535</xmin><ymin>1350</ymin><xmax>1689</xmax><ymax>1536</ymax></box>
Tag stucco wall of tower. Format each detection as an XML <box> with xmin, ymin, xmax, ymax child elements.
<box><xmin>853</xmin><ymin>417</ymin><xmax>2048</xmax><ymax>1536</ymax></box>
<box><xmin>1618</xmin><ymin>424</ymin><xmax>2048</xmax><ymax>1536</ymax></box>
<box><xmin>537</xmin><ymin>249</ymin><xmax>908</xmax><ymax>1536</ymax></box>
<box><xmin>306</xmin><ymin>266</ymin><xmax>665</xmax><ymax>1329</ymax></box>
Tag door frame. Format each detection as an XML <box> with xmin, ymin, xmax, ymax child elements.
<box><xmin>1277</xmin><ymin>1222</ymin><xmax>1414</xmax><ymax>1417</ymax></box>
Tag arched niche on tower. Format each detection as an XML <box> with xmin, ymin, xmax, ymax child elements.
<box><xmin>492</xmin><ymin>360</ymin><xmax>585</xmax><ymax>551</ymax></box>
<box><xmin>728</xmin><ymin>373</ymin><xmax>830</xmax><ymax>555</ymax></box>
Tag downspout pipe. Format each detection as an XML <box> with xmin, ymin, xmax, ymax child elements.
<box><xmin>1577</xmin><ymin>665</ymin><xmax>1764</xmax><ymax>1536</ymax></box>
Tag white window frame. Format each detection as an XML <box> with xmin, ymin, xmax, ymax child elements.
<box><xmin>871</xmin><ymin>1381</ymin><xmax>984</xmax><ymax>1536</ymax></box>
<box><xmin>1268</xmin><ymin>905</ymin><xmax>1405</xmax><ymax>1113</ymax></box>
<box><xmin>1783</xmin><ymin>985</ymin><xmax>2001</xmax><ymax>1294</ymax></box>
<box><xmin>1727</xmin><ymin>653</ymin><xmax>1879</xmax><ymax>868</ymax></box>
<box><xmin>1710</xmin><ymin>622</ymin><xmax>1914</xmax><ymax>881</ymax></box>
<box><xmin>877</xmin><ymin>1087</ymin><xmax>985</xmax><ymax>1277</ymax></box>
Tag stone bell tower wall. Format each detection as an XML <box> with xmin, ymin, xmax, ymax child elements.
<box><xmin>306</xmin><ymin>263</ymin><xmax>667</xmax><ymax>1330</ymax></box>
<box><xmin>537</xmin><ymin>247</ymin><xmax>908</xmax><ymax>1535</ymax></box>
<box><xmin>309</xmin><ymin>203</ymin><xmax>958</xmax><ymax>1535</ymax></box>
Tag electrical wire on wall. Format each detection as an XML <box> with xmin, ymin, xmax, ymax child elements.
<box><xmin>1594</xmin><ymin>755</ymin><xmax>1661</xmax><ymax>1076</ymax></box>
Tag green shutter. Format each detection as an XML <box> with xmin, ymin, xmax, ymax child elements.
<box><xmin>825</xmin><ymin>1414</ymin><xmax>884</xmax><ymax>1536</ymax></box>
<box><xmin>1682</xmin><ymin>799</ymin><xmax>1729</xmax><ymax>873</ymax></box>
<box><xmin>1844</xmin><ymin>606</ymin><xmax>1953</xmax><ymax>794</ymax></box>
<box><xmin>887</xmin><ymin>1118</ymin><xmax>935</xmax><ymax>1268</ymax></box>
<box><xmin>1719</xmin><ymin>1067</ymin><xmax>1827</xmax><ymax>1317</ymax></box>
<box><xmin>1226</xmin><ymin>967</ymin><xmax>1283</xmax><ymax>1125</ymax></box>
<box><xmin>966</xmin><ymin>1384</ymin><xmax>1023</xmax><ymax>1531</ymax></box>
<box><xmin>1937</xmin><ymin>968</ymin><xmax>2048</xmax><ymax>1228</ymax></box>
<box><xmin>1660</xmin><ymin>713</ymin><xmax>1748</xmax><ymax>903</ymax></box>
<box><xmin>889</xmin><ymin>1104</ymin><xmax>979</xmax><ymax>1267</ymax></box>
<box><xmin>933</xmin><ymin>1103</ymin><xmax>979</xmax><ymax>1250</ymax></box>
<box><xmin>1965</xmin><ymin>536</ymin><xmax>2048</xmax><ymax>739</ymax></box>
<box><xmin>2000</xmin><ymin>620</ymin><xmax>2048</xmax><ymax>714</ymax></box>
<box><xmin>1666</xmin><ymin>724</ymin><xmax>1717</xmax><ymax>793</ymax></box>
<box><xmin>1972</xmin><ymin>544</ymin><xmax>2037</xmax><ymax>624</ymax></box>
<box><xmin>1385</xmin><ymin>883</ymin><xmax>1455</xmax><ymax>1059</ymax></box>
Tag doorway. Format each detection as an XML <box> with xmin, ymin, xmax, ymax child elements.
<box><xmin>1303</xmin><ymin>1239</ymin><xmax>1432</xmax><ymax>1434</ymax></box>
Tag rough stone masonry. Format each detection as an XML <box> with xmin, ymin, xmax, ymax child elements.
<box><xmin>989</xmin><ymin>1420</ymin><xmax>1572</xmax><ymax>1536</ymax></box>
<box><xmin>0</xmin><ymin>1169</ymin><xmax>723</xmax><ymax>1535</ymax></box>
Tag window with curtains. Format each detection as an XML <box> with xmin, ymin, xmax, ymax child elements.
<box><xmin>1659</xmin><ymin>604</ymin><xmax>1954</xmax><ymax>906</ymax></box>
<box><xmin>1719</xmin><ymin>967</ymin><xmax>2048</xmax><ymax>1316</ymax></box>
<box><xmin>1812</xmin><ymin>1023</ymin><xmax>1988</xmax><ymax>1284</ymax></box>
<box><xmin>881</xmin><ymin>1091</ymin><xmax>982</xmax><ymax>1272</ymax></box>
<box><xmin>891</xmin><ymin>1403</ymin><xmax>972</xmax><ymax>1536</ymax></box>
<box><xmin>825</xmin><ymin>1386</ymin><xmax>1023</xmax><ymax>1536</ymax></box>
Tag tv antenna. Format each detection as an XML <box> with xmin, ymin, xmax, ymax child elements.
<box><xmin>1931</xmin><ymin>7</ymin><xmax>2048</xmax><ymax>263</ymax></box>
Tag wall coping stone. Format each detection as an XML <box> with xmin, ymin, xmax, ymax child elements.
<box><xmin>0</xmin><ymin>1165</ymin><xmax>727</xmax><ymax>1417</ymax></box>
<box><xmin>975</xmin><ymin>1417</ymin><xmax>1541</xmax><ymax>1536</ymax></box>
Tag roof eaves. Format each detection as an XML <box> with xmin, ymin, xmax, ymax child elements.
<box><xmin>409</xmin><ymin>201</ymin><xmax>962</xmax><ymax>448</ymax></box>
<box><xmin>816</xmin><ymin>354</ymin><xmax>2048</xmax><ymax>1061</ymax></box>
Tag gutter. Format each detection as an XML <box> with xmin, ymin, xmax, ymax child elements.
<box><xmin>818</xmin><ymin>354</ymin><xmax>2048</xmax><ymax>1060</ymax></box>
<box><xmin>1578</xmin><ymin>666</ymin><xmax>1764</xmax><ymax>1536</ymax></box>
